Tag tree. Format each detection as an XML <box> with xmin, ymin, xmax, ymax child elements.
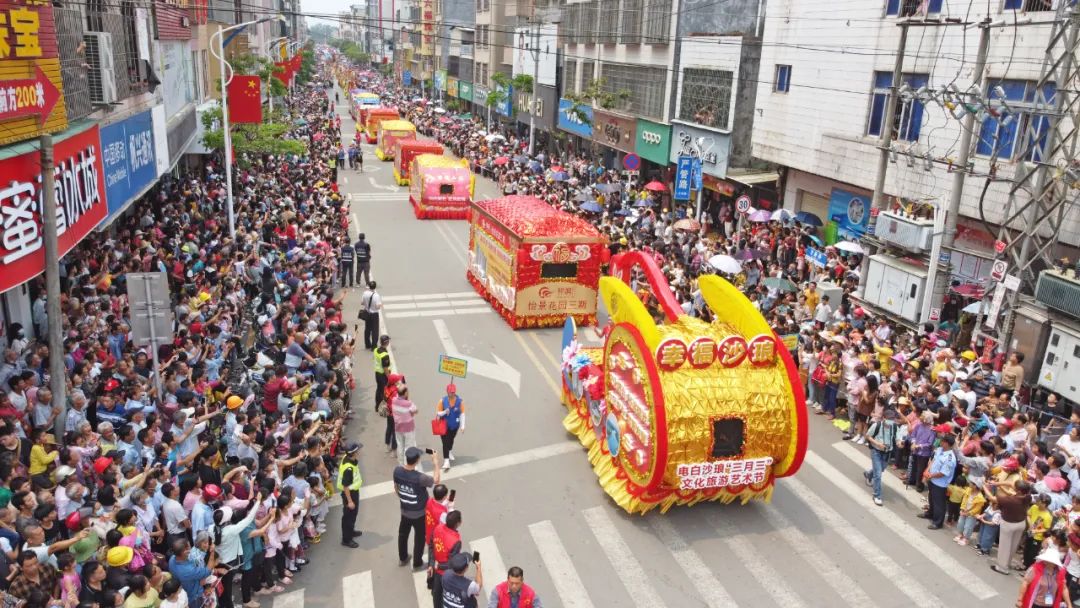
<box><xmin>563</xmin><ymin>78</ymin><xmax>631</xmax><ymax>124</ymax></box>
<box><xmin>307</xmin><ymin>23</ymin><xmax>337</xmax><ymax>44</ymax></box>
<box><xmin>221</xmin><ymin>51</ymin><xmax>287</xmax><ymax>99</ymax></box>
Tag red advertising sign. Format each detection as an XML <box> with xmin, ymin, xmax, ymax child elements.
<box><xmin>0</xmin><ymin>125</ymin><xmax>107</xmax><ymax>293</ymax></box>
<box><xmin>0</xmin><ymin>0</ymin><xmax>66</xmax><ymax>145</ymax></box>
<box><xmin>0</xmin><ymin>65</ymin><xmax>59</xmax><ymax>124</ymax></box>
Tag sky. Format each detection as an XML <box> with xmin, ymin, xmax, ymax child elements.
<box><xmin>301</xmin><ymin>0</ymin><xmax>354</xmax><ymax>25</ymax></box>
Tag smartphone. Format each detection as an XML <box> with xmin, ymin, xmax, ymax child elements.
<box><xmin>425</xmin><ymin>448</ymin><xmax>435</xmax><ymax>455</ymax></box>
<box><xmin>448</xmin><ymin>489</ymin><xmax>456</xmax><ymax>502</ymax></box>
<box><xmin>472</xmin><ymin>551</ymin><xmax>480</xmax><ymax>563</ymax></box>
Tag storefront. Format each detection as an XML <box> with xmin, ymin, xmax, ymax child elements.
<box><xmin>473</xmin><ymin>84</ymin><xmax>489</xmax><ymax>122</ymax></box>
<box><xmin>447</xmin><ymin>77</ymin><xmax>459</xmax><ymax>99</ymax></box>
<box><xmin>514</xmin><ymin>84</ymin><xmax>557</xmax><ymax>151</ymax></box>
<box><xmin>557</xmin><ymin>98</ymin><xmax>592</xmax><ymax>154</ymax></box>
<box><xmin>590</xmin><ymin>109</ymin><xmax>635</xmax><ymax>171</ymax></box>
<box><xmin>668</xmin><ymin>120</ymin><xmax>732</xmax><ymax>218</ymax></box>
<box><xmin>100</xmin><ymin>109</ymin><xmax>159</xmax><ymax>226</ymax></box>
<box><xmin>634</xmin><ymin>118</ymin><xmax>672</xmax><ymax>182</ymax></box>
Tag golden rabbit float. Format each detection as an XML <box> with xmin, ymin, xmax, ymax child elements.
<box><xmin>559</xmin><ymin>251</ymin><xmax>808</xmax><ymax>514</ymax></box>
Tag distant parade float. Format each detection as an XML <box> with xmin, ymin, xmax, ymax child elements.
<box><xmin>362</xmin><ymin>107</ymin><xmax>400</xmax><ymax>144</ymax></box>
<box><xmin>467</xmin><ymin>196</ymin><xmax>604</xmax><ymax>329</ymax></box>
<box><xmin>559</xmin><ymin>251</ymin><xmax>808</xmax><ymax>514</ymax></box>
<box><xmin>408</xmin><ymin>154</ymin><xmax>474</xmax><ymax>220</ymax></box>
<box><xmin>349</xmin><ymin>90</ymin><xmax>380</xmax><ymax>120</ymax></box>
<box><xmin>374</xmin><ymin>120</ymin><xmax>416</xmax><ymax>161</ymax></box>
<box><xmin>394</xmin><ymin>140</ymin><xmax>445</xmax><ymax>186</ymax></box>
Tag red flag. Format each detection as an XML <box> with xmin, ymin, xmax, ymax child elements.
<box><xmin>227</xmin><ymin>75</ymin><xmax>262</xmax><ymax>124</ymax></box>
<box><xmin>290</xmin><ymin>54</ymin><xmax>302</xmax><ymax>84</ymax></box>
<box><xmin>272</xmin><ymin>61</ymin><xmax>288</xmax><ymax>86</ymax></box>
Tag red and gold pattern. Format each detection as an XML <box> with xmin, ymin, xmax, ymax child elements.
<box><xmin>559</xmin><ymin>251</ymin><xmax>808</xmax><ymax>514</ymax></box>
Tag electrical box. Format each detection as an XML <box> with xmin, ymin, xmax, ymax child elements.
<box><xmin>1039</xmin><ymin>321</ymin><xmax>1080</xmax><ymax>403</ymax></box>
<box><xmin>861</xmin><ymin>254</ymin><xmax>928</xmax><ymax>324</ymax></box>
<box><xmin>873</xmin><ymin>210</ymin><xmax>934</xmax><ymax>253</ymax></box>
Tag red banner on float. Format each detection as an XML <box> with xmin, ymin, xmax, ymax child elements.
<box><xmin>0</xmin><ymin>124</ymin><xmax>107</xmax><ymax>293</ymax></box>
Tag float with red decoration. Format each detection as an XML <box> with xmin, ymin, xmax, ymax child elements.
<box><xmin>409</xmin><ymin>154</ymin><xmax>474</xmax><ymax>219</ymax></box>
<box><xmin>466</xmin><ymin>196</ymin><xmax>605</xmax><ymax>329</ymax></box>
<box><xmin>394</xmin><ymin>140</ymin><xmax>445</xmax><ymax>185</ymax></box>
<box><xmin>558</xmin><ymin>251</ymin><xmax>808</xmax><ymax>514</ymax></box>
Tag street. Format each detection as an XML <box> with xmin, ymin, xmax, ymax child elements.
<box><xmin>268</xmin><ymin>96</ymin><xmax>1019</xmax><ymax>608</ymax></box>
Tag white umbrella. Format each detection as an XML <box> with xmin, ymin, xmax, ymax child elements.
<box><xmin>834</xmin><ymin>240</ymin><xmax>865</xmax><ymax>255</ymax></box>
<box><xmin>433</xmin><ymin>107</ymin><xmax>447</xmax><ymax>114</ymax></box>
<box><xmin>962</xmin><ymin>301</ymin><xmax>983</xmax><ymax>314</ymax></box>
<box><xmin>708</xmin><ymin>254</ymin><xmax>743</xmax><ymax>274</ymax></box>
<box><xmin>771</xmin><ymin>208</ymin><xmax>794</xmax><ymax>222</ymax></box>
<box><xmin>485</xmin><ymin>134</ymin><xmax>506</xmax><ymax>142</ymax></box>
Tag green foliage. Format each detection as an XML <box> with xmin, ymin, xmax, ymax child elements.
<box><xmin>219</xmin><ymin>51</ymin><xmax>287</xmax><ymax>98</ymax></box>
<box><xmin>307</xmin><ymin>23</ymin><xmax>337</xmax><ymax>44</ymax></box>
<box><xmin>199</xmin><ymin>106</ymin><xmax>307</xmax><ymax>166</ymax></box>
<box><xmin>296</xmin><ymin>49</ymin><xmax>316</xmax><ymax>86</ymax></box>
<box><xmin>331</xmin><ymin>39</ymin><xmax>370</xmax><ymax>66</ymax></box>
<box><xmin>564</xmin><ymin>78</ymin><xmax>631</xmax><ymax>123</ymax></box>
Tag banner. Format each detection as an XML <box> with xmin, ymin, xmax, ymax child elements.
<box><xmin>0</xmin><ymin>124</ymin><xmax>107</xmax><ymax>293</ymax></box>
<box><xmin>0</xmin><ymin>0</ymin><xmax>67</xmax><ymax>146</ymax></box>
<box><xmin>557</xmin><ymin>98</ymin><xmax>592</xmax><ymax>138</ymax></box>
<box><xmin>227</xmin><ymin>75</ymin><xmax>262</xmax><ymax>124</ymax></box>
<box><xmin>100</xmin><ymin>110</ymin><xmax>157</xmax><ymax>219</ymax></box>
<box><xmin>827</xmin><ymin>188</ymin><xmax>871</xmax><ymax>240</ymax></box>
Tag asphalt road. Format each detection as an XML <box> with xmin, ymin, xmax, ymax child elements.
<box><xmin>268</xmin><ymin>92</ymin><xmax>1019</xmax><ymax>608</ymax></box>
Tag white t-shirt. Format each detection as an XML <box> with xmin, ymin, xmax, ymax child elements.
<box><xmin>161</xmin><ymin>588</ymin><xmax>189</xmax><ymax>608</ymax></box>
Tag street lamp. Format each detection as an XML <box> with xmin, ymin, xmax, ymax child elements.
<box><xmin>210</xmin><ymin>14</ymin><xmax>286</xmax><ymax>240</ymax></box>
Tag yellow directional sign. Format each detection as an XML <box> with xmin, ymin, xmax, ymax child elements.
<box><xmin>438</xmin><ymin>354</ymin><xmax>468</xmax><ymax>378</ymax></box>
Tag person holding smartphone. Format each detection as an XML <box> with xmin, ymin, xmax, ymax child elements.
<box><xmin>393</xmin><ymin>447</ymin><xmax>441</xmax><ymax>569</ymax></box>
<box><xmin>441</xmin><ymin>551</ymin><xmax>482</xmax><ymax>608</ymax></box>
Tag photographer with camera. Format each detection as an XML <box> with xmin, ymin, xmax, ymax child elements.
<box><xmin>393</xmin><ymin>447</ymin><xmax>441</xmax><ymax>569</ymax></box>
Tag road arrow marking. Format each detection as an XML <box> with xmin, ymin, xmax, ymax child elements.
<box><xmin>368</xmin><ymin>176</ymin><xmax>397</xmax><ymax>191</ymax></box>
<box><xmin>433</xmin><ymin>319</ymin><xmax>521</xmax><ymax>397</ymax></box>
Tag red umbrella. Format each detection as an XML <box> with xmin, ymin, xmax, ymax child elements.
<box><xmin>643</xmin><ymin>180</ymin><xmax>666</xmax><ymax>192</ymax></box>
<box><xmin>550</xmin><ymin>165</ymin><xmax>563</xmax><ymax>172</ymax></box>
<box><xmin>493</xmin><ymin>156</ymin><xmax>510</xmax><ymax>166</ymax></box>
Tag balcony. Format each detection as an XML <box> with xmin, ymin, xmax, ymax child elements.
<box><xmin>1035</xmin><ymin>270</ymin><xmax>1080</xmax><ymax>319</ymax></box>
<box><xmin>873</xmin><ymin>210</ymin><xmax>933</xmax><ymax>254</ymax></box>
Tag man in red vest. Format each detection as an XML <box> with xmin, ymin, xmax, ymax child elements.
<box><xmin>428</xmin><ymin>510</ymin><xmax>463</xmax><ymax>607</ymax></box>
<box><xmin>425</xmin><ymin>484</ymin><xmax>452</xmax><ymax>547</ymax></box>
<box><xmin>488</xmin><ymin>566</ymin><xmax>541</xmax><ymax>608</ymax></box>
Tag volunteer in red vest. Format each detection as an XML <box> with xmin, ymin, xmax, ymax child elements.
<box><xmin>428</xmin><ymin>510</ymin><xmax>463</xmax><ymax>607</ymax></box>
<box><xmin>425</xmin><ymin>484</ymin><xmax>453</xmax><ymax>547</ymax></box>
<box><xmin>488</xmin><ymin>566</ymin><xmax>542</xmax><ymax>608</ymax></box>
<box><xmin>1016</xmin><ymin>547</ymin><xmax>1070</xmax><ymax>608</ymax></box>
<box><xmin>435</xmin><ymin>384</ymin><xmax>465</xmax><ymax>471</ymax></box>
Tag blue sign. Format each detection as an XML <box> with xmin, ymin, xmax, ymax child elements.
<box><xmin>495</xmin><ymin>84</ymin><xmax>513</xmax><ymax>117</ymax></box>
<box><xmin>557</xmin><ymin>98</ymin><xmax>593</xmax><ymax>138</ymax></box>
<box><xmin>805</xmin><ymin>247</ymin><xmax>828</xmax><ymax>268</ymax></box>
<box><xmin>674</xmin><ymin>156</ymin><xmax>693</xmax><ymax>201</ymax></box>
<box><xmin>403</xmin><ymin>70</ymin><xmax>412</xmax><ymax>86</ymax></box>
<box><xmin>691</xmin><ymin>157</ymin><xmax>703</xmax><ymax>191</ymax></box>
<box><xmin>828</xmin><ymin>188</ymin><xmax>871</xmax><ymax>240</ymax></box>
<box><xmin>100</xmin><ymin>110</ymin><xmax>157</xmax><ymax>219</ymax></box>
<box><xmin>622</xmin><ymin>153</ymin><xmax>640</xmax><ymax>171</ymax></box>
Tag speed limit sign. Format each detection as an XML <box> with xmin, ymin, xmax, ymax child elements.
<box><xmin>736</xmin><ymin>195</ymin><xmax>752</xmax><ymax>214</ymax></box>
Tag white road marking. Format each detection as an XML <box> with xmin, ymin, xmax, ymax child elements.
<box><xmin>807</xmin><ymin>454</ymin><xmax>998</xmax><ymax>600</ymax></box>
<box><xmin>528</xmin><ymin>520</ymin><xmax>596</xmax><ymax>608</ymax></box>
<box><xmin>583</xmin><ymin>507</ymin><xmax>667</xmax><ymax>608</ymax></box>
<box><xmin>342</xmin><ymin>571</ymin><xmax>374</xmax><ymax>606</ymax></box>
<box><xmin>830</xmin><ymin>440</ymin><xmax>922</xmax><ymax>509</ymax></box>
<box><xmin>783</xmin><ymin>477</ymin><xmax>942</xmax><ymax>606</ymax></box>
<box><xmin>368</xmin><ymin>176</ymin><xmax>398</xmax><ymax>191</ymax></box>
<box><xmin>271</xmin><ymin>588</ymin><xmax>305</xmax><ymax>608</ymax></box>
<box><xmin>343</xmin><ymin>176</ymin><xmax>348</xmax><ymax>185</ymax></box>
<box><xmin>648</xmin><ymin>518</ymin><xmax>735</xmax><ymax>608</ymax></box>
<box><xmin>413</xmin><ymin>570</ymin><xmax>429</xmax><ymax>607</ymax></box>
<box><xmin>433</xmin><ymin>319</ymin><xmax>521</xmax><ymax>396</ymax></box>
<box><xmin>382</xmin><ymin>291</ymin><xmax>479</xmax><ymax>302</ymax></box>
<box><xmin>385</xmin><ymin>307</ymin><xmax>494</xmax><ymax>319</ymax></box>
<box><xmin>703</xmin><ymin>512</ymin><xmax>808</xmax><ymax>608</ymax></box>
<box><xmin>470</xmin><ymin>536</ymin><xmax>508</xmax><ymax>595</ymax></box>
<box><xmin>329</xmin><ymin>441</ymin><xmax>581</xmax><ymax>506</ymax></box>
<box><xmin>383</xmin><ymin>298</ymin><xmax>485</xmax><ymax>310</ymax></box>
<box><xmin>350</xmin><ymin>213</ymin><xmax>359</xmax><ymax>236</ymax></box>
<box><xmin>757</xmin><ymin>506</ymin><xmax>875</xmax><ymax>607</ymax></box>
<box><xmin>433</xmin><ymin>221</ymin><xmax>469</xmax><ymax>267</ymax></box>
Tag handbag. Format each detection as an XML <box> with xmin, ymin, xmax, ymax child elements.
<box><xmin>431</xmin><ymin>417</ymin><xmax>447</xmax><ymax>436</ymax></box>
<box><xmin>811</xmin><ymin>365</ymin><xmax>828</xmax><ymax>387</ymax></box>
<box><xmin>377</xmin><ymin>403</ymin><xmax>390</xmax><ymax>417</ymax></box>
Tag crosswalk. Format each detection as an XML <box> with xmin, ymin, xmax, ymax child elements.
<box><xmin>382</xmin><ymin>291</ymin><xmax>494</xmax><ymax>319</ymax></box>
<box><xmin>272</xmin><ymin>452</ymin><xmax>1007</xmax><ymax>608</ymax></box>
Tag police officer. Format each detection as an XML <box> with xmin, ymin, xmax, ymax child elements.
<box><xmin>374</xmin><ymin>334</ymin><xmax>392</xmax><ymax>414</ymax></box>
<box><xmin>355</xmin><ymin>233</ymin><xmax>372</xmax><ymax>287</ymax></box>
<box><xmin>442</xmin><ymin>552</ymin><xmax>482</xmax><ymax>608</ymax></box>
<box><xmin>394</xmin><ymin>446</ymin><xmax>441</xmax><ymax>570</ymax></box>
<box><xmin>337</xmin><ymin>441</ymin><xmax>364</xmax><ymax>548</ymax></box>
<box><xmin>339</xmin><ymin>240</ymin><xmax>356</xmax><ymax>287</ymax></box>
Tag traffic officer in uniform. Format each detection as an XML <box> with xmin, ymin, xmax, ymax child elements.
<box><xmin>339</xmin><ymin>240</ymin><xmax>355</xmax><ymax>287</ymax></box>
<box><xmin>354</xmin><ymin>233</ymin><xmax>372</xmax><ymax>287</ymax></box>
<box><xmin>442</xmin><ymin>552</ymin><xmax>483</xmax><ymax>608</ymax></box>
<box><xmin>337</xmin><ymin>441</ymin><xmax>363</xmax><ymax>547</ymax></box>
<box><xmin>394</xmin><ymin>446</ymin><xmax>441</xmax><ymax>569</ymax></box>
<box><xmin>429</xmin><ymin>509</ymin><xmax>463</xmax><ymax>606</ymax></box>
<box><xmin>374</xmin><ymin>334</ymin><xmax>392</xmax><ymax>414</ymax></box>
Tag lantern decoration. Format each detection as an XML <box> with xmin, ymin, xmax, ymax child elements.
<box><xmin>559</xmin><ymin>250</ymin><xmax>808</xmax><ymax>514</ymax></box>
<box><xmin>466</xmin><ymin>197</ymin><xmax>604</xmax><ymax>329</ymax></box>
<box><xmin>409</xmin><ymin>155</ymin><xmax>474</xmax><ymax>220</ymax></box>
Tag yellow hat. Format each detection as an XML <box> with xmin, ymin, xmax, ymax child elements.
<box><xmin>619</xmin><ymin>238</ymin><xmax>628</xmax><ymax>245</ymax></box>
<box><xmin>909</xmin><ymin>360</ymin><xmax>921</xmax><ymax>369</ymax></box>
<box><xmin>198</xmin><ymin>292</ymin><xmax>211</xmax><ymax>303</ymax></box>
<box><xmin>227</xmin><ymin>395</ymin><xmax>244</xmax><ymax>410</ymax></box>
<box><xmin>961</xmin><ymin>350</ymin><xmax>977</xmax><ymax>361</ymax></box>
<box><xmin>106</xmin><ymin>546</ymin><xmax>133</xmax><ymax>568</ymax></box>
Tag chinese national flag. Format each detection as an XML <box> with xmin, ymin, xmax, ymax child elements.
<box><xmin>291</xmin><ymin>54</ymin><xmax>302</xmax><ymax>82</ymax></box>
<box><xmin>227</xmin><ymin>75</ymin><xmax>262</xmax><ymax>124</ymax></box>
<box><xmin>272</xmin><ymin>61</ymin><xmax>289</xmax><ymax>87</ymax></box>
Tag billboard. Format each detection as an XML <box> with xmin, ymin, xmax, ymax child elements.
<box><xmin>420</xmin><ymin>0</ymin><xmax>435</xmax><ymax>56</ymax></box>
<box><xmin>557</xmin><ymin>98</ymin><xmax>593</xmax><ymax>138</ymax></box>
<box><xmin>828</xmin><ymin>188</ymin><xmax>871</xmax><ymax>240</ymax></box>
<box><xmin>0</xmin><ymin>124</ymin><xmax>107</xmax><ymax>293</ymax></box>
<box><xmin>100</xmin><ymin>110</ymin><xmax>158</xmax><ymax>219</ymax></box>
<box><xmin>512</xmin><ymin>25</ymin><xmax>558</xmax><ymax>87</ymax></box>
<box><xmin>0</xmin><ymin>0</ymin><xmax>67</xmax><ymax>146</ymax></box>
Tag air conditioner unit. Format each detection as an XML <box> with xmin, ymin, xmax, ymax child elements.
<box><xmin>84</xmin><ymin>32</ymin><xmax>118</xmax><ymax>105</ymax></box>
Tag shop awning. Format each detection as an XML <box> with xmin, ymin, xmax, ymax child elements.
<box><xmin>728</xmin><ymin>170</ymin><xmax>779</xmax><ymax>186</ymax></box>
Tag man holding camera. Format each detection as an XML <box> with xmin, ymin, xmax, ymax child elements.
<box><xmin>394</xmin><ymin>446</ymin><xmax>441</xmax><ymax>569</ymax></box>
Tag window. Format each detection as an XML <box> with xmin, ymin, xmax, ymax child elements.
<box><xmin>564</xmin><ymin>60</ymin><xmax>577</xmax><ymax>94</ymax></box>
<box><xmin>601</xmin><ymin>62</ymin><xmax>666</xmax><ymax>119</ymax></box>
<box><xmin>774</xmin><ymin>65</ymin><xmax>791</xmax><ymax>93</ymax></box>
<box><xmin>976</xmin><ymin>79</ymin><xmax>1057</xmax><ymax>162</ymax></box>
<box><xmin>598</xmin><ymin>0</ymin><xmax>619</xmax><ymax>44</ymax></box>
<box><xmin>866</xmin><ymin>71</ymin><xmax>928</xmax><ymax>142</ymax></box>
<box><xmin>580</xmin><ymin>60</ymin><xmax>595</xmax><ymax>93</ymax></box>
<box><xmin>541</xmin><ymin>263</ymin><xmax>578</xmax><ymax>279</ymax></box>
<box><xmin>1004</xmin><ymin>0</ymin><xmax>1053</xmax><ymax>10</ymax></box>
<box><xmin>439</xmin><ymin>184</ymin><xmax>454</xmax><ymax>195</ymax></box>
<box><xmin>885</xmin><ymin>0</ymin><xmax>942</xmax><ymax>15</ymax></box>
<box><xmin>710</xmin><ymin>418</ymin><xmax>744</xmax><ymax>458</ymax></box>
<box><xmin>620</xmin><ymin>0</ymin><xmax>643</xmax><ymax>43</ymax></box>
<box><xmin>678</xmin><ymin>68</ymin><xmax>734</xmax><ymax>129</ymax></box>
<box><xmin>642</xmin><ymin>0</ymin><xmax>672</xmax><ymax>43</ymax></box>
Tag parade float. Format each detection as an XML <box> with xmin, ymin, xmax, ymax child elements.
<box><xmin>374</xmin><ymin>120</ymin><xmax>416</xmax><ymax>161</ymax></box>
<box><xmin>394</xmin><ymin>140</ymin><xmax>445</xmax><ymax>185</ymax></box>
<box><xmin>558</xmin><ymin>251</ymin><xmax>808</xmax><ymax>514</ymax></box>
<box><xmin>409</xmin><ymin>154</ymin><xmax>474</xmax><ymax>219</ymax></box>
<box><xmin>467</xmin><ymin>196</ymin><xmax>604</xmax><ymax>329</ymax></box>
<box><xmin>351</xmin><ymin>91</ymin><xmax>380</xmax><ymax>121</ymax></box>
<box><xmin>363</xmin><ymin>107</ymin><xmax>400</xmax><ymax>144</ymax></box>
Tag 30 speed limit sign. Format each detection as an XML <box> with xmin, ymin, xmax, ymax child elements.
<box><xmin>736</xmin><ymin>195</ymin><xmax>752</xmax><ymax>214</ymax></box>
<box><xmin>990</xmin><ymin>259</ymin><xmax>1009</xmax><ymax>281</ymax></box>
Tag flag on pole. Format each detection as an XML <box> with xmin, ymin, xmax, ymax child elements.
<box><xmin>272</xmin><ymin>61</ymin><xmax>289</xmax><ymax>87</ymax></box>
<box><xmin>227</xmin><ymin>75</ymin><xmax>262</xmax><ymax>124</ymax></box>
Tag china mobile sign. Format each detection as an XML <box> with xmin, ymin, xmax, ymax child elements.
<box><xmin>0</xmin><ymin>125</ymin><xmax>106</xmax><ymax>293</ymax></box>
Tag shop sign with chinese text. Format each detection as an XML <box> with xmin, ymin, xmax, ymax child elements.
<box><xmin>591</xmin><ymin>109</ymin><xmax>635</xmax><ymax>153</ymax></box>
<box><xmin>100</xmin><ymin>110</ymin><xmax>157</xmax><ymax>219</ymax></box>
<box><xmin>0</xmin><ymin>0</ymin><xmax>67</xmax><ymax>145</ymax></box>
<box><xmin>0</xmin><ymin>124</ymin><xmax>107</xmax><ymax>293</ymax></box>
<box><xmin>420</xmin><ymin>0</ymin><xmax>435</xmax><ymax>56</ymax></box>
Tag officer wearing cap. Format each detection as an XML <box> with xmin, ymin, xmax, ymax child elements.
<box><xmin>338</xmin><ymin>441</ymin><xmax>364</xmax><ymax>548</ymax></box>
<box><xmin>394</xmin><ymin>446</ymin><xmax>441</xmax><ymax>568</ymax></box>
<box><xmin>442</xmin><ymin>551</ymin><xmax>482</xmax><ymax>608</ymax></box>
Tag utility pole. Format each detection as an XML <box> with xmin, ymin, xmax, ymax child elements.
<box><xmin>863</xmin><ymin>21</ymin><xmax>909</xmax><ymax>282</ymax></box>
<box><xmin>40</xmin><ymin>134</ymin><xmax>65</xmax><ymax>442</ymax></box>
<box><xmin>527</xmin><ymin>3</ymin><xmax>540</xmax><ymax>156</ymax></box>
